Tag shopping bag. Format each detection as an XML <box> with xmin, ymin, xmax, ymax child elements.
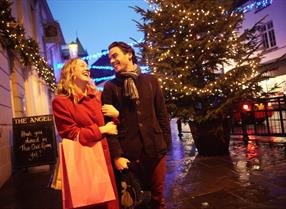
<box><xmin>60</xmin><ymin>138</ymin><xmax>115</xmax><ymax>209</ymax></box>
<box><xmin>50</xmin><ymin>156</ymin><xmax>62</xmax><ymax>190</ymax></box>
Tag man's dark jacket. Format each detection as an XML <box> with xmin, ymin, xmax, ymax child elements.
<box><xmin>102</xmin><ymin>73</ymin><xmax>171</xmax><ymax>160</ymax></box>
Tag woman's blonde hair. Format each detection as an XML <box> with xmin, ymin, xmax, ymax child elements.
<box><xmin>56</xmin><ymin>58</ymin><xmax>98</xmax><ymax>102</ymax></box>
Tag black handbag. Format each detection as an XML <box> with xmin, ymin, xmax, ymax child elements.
<box><xmin>120</xmin><ymin>169</ymin><xmax>151</xmax><ymax>209</ymax></box>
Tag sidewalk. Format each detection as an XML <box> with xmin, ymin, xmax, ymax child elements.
<box><xmin>0</xmin><ymin>119</ymin><xmax>286</xmax><ymax>209</ymax></box>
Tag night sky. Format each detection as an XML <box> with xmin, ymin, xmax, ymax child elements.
<box><xmin>47</xmin><ymin>0</ymin><xmax>148</xmax><ymax>58</ymax></box>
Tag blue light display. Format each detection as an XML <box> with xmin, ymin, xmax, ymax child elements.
<box><xmin>236</xmin><ymin>0</ymin><xmax>273</xmax><ymax>13</ymax></box>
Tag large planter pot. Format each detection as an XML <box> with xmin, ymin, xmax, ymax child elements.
<box><xmin>189</xmin><ymin>118</ymin><xmax>231</xmax><ymax>156</ymax></box>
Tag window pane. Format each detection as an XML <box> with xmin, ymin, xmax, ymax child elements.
<box><xmin>267</xmin><ymin>21</ymin><xmax>273</xmax><ymax>29</ymax></box>
<box><xmin>261</xmin><ymin>21</ymin><xmax>276</xmax><ymax>49</ymax></box>
<box><xmin>269</xmin><ymin>30</ymin><xmax>276</xmax><ymax>47</ymax></box>
<box><xmin>263</xmin><ymin>33</ymin><xmax>269</xmax><ymax>48</ymax></box>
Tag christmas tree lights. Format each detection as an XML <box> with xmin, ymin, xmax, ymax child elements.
<box><xmin>135</xmin><ymin>0</ymin><xmax>267</xmax><ymax>122</ymax></box>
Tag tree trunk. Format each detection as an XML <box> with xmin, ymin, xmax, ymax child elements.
<box><xmin>189</xmin><ymin>117</ymin><xmax>231</xmax><ymax>156</ymax></box>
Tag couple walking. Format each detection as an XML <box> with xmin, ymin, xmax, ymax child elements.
<box><xmin>52</xmin><ymin>41</ymin><xmax>171</xmax><ymax>209</ymax></box>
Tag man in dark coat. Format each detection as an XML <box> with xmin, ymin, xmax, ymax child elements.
<box><xmin>102</xmin><ymin>41</ymin><xmax>171</xmax><ymax>209</ymax></box>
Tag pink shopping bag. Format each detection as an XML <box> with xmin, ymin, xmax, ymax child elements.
<box><xmin>60</xmin><ymin>139</ymin><xmax>115</xmax><ymax>209</ymax></box>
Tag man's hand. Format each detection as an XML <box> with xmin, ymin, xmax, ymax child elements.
<box><xmin>99</xmin><ymin>121</ymin><xmax>118</xmax><ymax>135</ymax></box>
<box><xmin>114</xmin><ymin>157</ymin><xmax>130</xmax><ymax>171</ymax></box>
<box><xmin>102</xmin><ymin>104</ymin><xmax>119</xmax><ymax>118</ymax></box>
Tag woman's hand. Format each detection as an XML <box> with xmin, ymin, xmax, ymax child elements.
<box><xmin>99</xmin><ymin>121</ymin><xmax>118</xmax><ymax>135</ymax></box>
<box><xmin>114</xmin><ymin>157</ymin><xmax>130</xmax><ymax>170</ymax></box>
<box><xmin>102</xmin><ymin>104</ymin><xmax>119</xmax><ymax>118</ymax></box>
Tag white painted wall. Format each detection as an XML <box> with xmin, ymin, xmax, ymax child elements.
<box><xmin>240</xmin><ymin>0</ymin><xmax>286</xmax><ymax>93</ymax></box>
<box><xmin>0</xmin><ymin>0</ymin><xmax>64</xmax><ymax>188</ymax></box>
<box><xmin>242</xmin><ymin>0</ymin><xmax>286</xmax><ymax>63</ymax></box>
<box><xmin>0</xmin><ymin>47</ymin><xmax>13</xmax><ymax>188</ymax></box>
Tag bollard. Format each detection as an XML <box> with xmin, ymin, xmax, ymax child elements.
<box><xmin>177</xmin><ymin>118</ymin><xmax>183</xmax><ymax>139</ymax></box>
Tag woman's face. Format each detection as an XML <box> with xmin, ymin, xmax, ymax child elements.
<box><xmin>73</xmin><ymin>59</ymin><xmax>90</xmax><ymax>85</ymax></box>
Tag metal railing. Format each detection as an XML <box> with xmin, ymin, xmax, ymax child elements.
<box><xmin>231</xmin><ymin>96</ymin><xmax>286</xmax><ymax>136</ymax></box>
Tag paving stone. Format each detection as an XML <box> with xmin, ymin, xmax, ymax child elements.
<box><xmin>0</xmin><ymin>119</ymin><xmax>285</xmax><ymax>209</ymax></box>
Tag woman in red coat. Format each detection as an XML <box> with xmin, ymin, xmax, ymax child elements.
<box><xmin>52</xmin><ymin>58</ymin><xmax>120</xmax><ymax>209</ymax></box>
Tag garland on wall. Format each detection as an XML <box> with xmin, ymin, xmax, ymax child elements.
<box><xmin>0</xmin><ymin>0</ymin><xmax>56</xmax><ymax>92</ymax></box>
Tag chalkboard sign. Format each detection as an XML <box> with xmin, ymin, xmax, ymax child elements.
<box><xmin>12</xmin><ymin>115</ymin><xmax>57</xmax><ymax>168</ymax></box>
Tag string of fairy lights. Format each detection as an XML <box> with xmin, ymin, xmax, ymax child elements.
<box><xmin>146</xmin><ymin>0</ymin><xmax>273</xmax><ymax>13</ymax></box>
<box><xmin>55</xmin><ymin>39</ymin><xmax>149</xmax><ymax>84</ymax></box>
<box><xmin>0</xmin><ymin>0</ymin><xmax>271</xmax><ymax>94</ymax></box>
<box><xmin>0</xmin><ymin>0</ymin><xmax>56</xmax><ymax>92</ymax></box>
<box><xmin>141</xmin><ymin>0</ymin><xmax>269</xmax><ymax>100</ymax></box>
<box><xmin>236</xmin><ymin>0</ymin><xmax>273</xmax><ymax>13</ymax></box>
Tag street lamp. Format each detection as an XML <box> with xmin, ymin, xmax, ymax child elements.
<box><xmin>68</xmin><ymin>41</ymin><xmax>78</xmax><ymax>58</ymax></box>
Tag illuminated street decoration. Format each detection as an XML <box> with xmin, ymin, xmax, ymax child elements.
<box><xmin>236</xmin><ymin>0</ymin><xmax>273</xmax><ymax>13</ymax></box>
<box><xmin>81</xmin><ymin>39</ymin><xmax>143</xmax><ymax>61</ymax></box>
<box><xmin>0</xmin><ymin>0</ymin><xmax>56</xmax><ymax>92</ymax></box>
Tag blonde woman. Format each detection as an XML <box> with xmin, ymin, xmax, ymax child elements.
<box><xmin>52</xmin><ymin>58</ymin><xmax>119</xmax><ymax>209</ymax></box>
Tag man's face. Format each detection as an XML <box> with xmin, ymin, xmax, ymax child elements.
<box><xmin>109</xmin><ymin>46</ymin><xmax>133</xmax><ymax>73</ymax></box>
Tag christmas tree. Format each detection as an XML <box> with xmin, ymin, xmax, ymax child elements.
<box><xmin>134</xmin><ymin>0</ymin><xmax>266</xmax><ymax>155</ymax></box>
